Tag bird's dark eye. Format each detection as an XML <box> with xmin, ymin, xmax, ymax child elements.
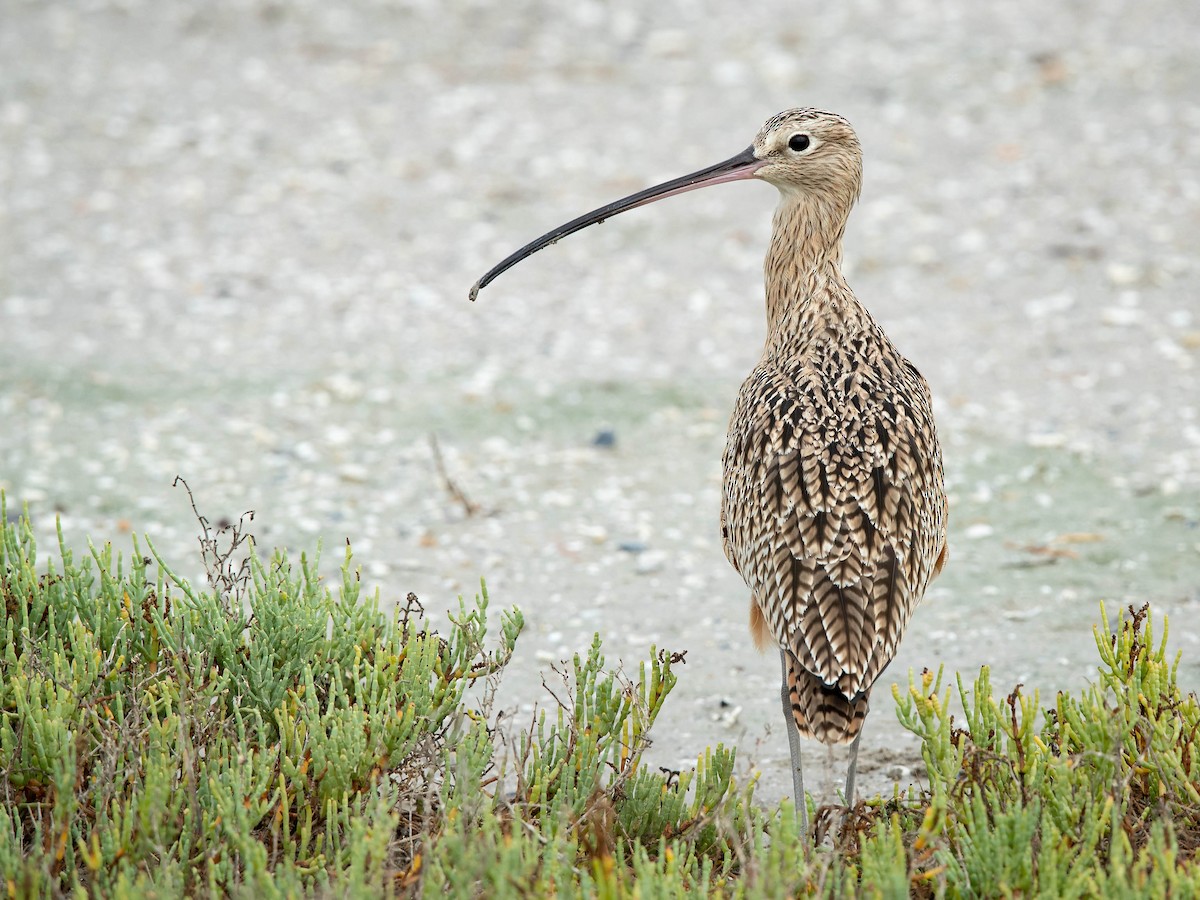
<box><xmin>788</xmin><ymin>133</ymin><xmax>811</xmax><ymax>152</ymax></box>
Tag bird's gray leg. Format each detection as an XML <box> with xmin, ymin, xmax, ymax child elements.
<box><xmin>844</xmin><ymin>728</ymin><xmax>863</xmax><ymax>807</ymax></box>
<box><xmin>779</xmin><ymin>649</ymin><xmax>808</xmax><ymax>836</ymax></box>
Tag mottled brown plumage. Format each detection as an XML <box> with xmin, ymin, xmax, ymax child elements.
<box><xmin>469</xmin><ymin>108</ymin><xmax>948</xmax><ymax>832</ymax></box>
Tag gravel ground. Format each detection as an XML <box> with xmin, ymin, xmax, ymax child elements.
<box><xmin>2</xmin><ymin>0</ymin><xmax>1199</xmax><ymax>805</ymax></box>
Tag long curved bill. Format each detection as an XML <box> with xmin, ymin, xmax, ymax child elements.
<box><xmin>469</xmin><ymin>145</ymin><xmax>763</xmax><ymax>301</ymax></box>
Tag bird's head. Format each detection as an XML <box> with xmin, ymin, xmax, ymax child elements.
<box><xmin>749</xmin><ymin>108</ymin><xmax>863</xmax><ymax>205</ymax></box>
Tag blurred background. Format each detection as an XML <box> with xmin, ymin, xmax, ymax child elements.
<box><xmin>2</xmin><ymin>0</ymin><xmax>1198</xmax><ymax>802</ymax></box>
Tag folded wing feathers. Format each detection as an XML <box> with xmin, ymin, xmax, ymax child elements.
<box><xmin>724</xmin><ymin>355</ymin><xmax>947</xmax><ymax>734</ymax></box>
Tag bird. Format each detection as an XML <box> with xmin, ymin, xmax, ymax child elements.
<box><xmin>469</xmin><ymin>108</ymin><xmax>948</xmax><ymax>835</ymax></box>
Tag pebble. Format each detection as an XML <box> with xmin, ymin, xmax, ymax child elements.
<box><xmin>1023</xmin><ymin>292</ymin><xmax>1075</xmax><ymax>320</ymax></box>
<box><xmin>634</xmin><ymin>551</ymin><xmax>666</xmax><ymax>575</ymax></box>
<box><xmin>337</xmin><ymin>464</ymin><xmax>369</xmax><ymax>483</ymax></box>
<box><xmin>1105</xmin><ymin>263</ymin><xmax>1141</xmax><ymax>286</ymax></box>
<box><xmin>1101</xmin><ymin>306</ymin><xmax>1143</xmax><ymax>327</ymax></box>
<box><xmin>1002</xmin><ymin>609</ymin><xmax>1040</xmax><ymax>621</ymax></box>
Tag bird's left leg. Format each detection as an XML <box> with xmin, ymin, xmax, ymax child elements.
<box><xmin>843</xmin><ymin>727</ymin><xmax>863</xmax><ymax>806</ymax></box>
<box><xmin>779</xmin><ymin>649</ymin><xmax>808</xmax><ymax>836</ymax></box>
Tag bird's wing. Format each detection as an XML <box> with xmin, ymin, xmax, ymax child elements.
<box><xmin>721</xmin><ymin>355</ymin><xmax>946</xmax><ymax>698</ymax></box>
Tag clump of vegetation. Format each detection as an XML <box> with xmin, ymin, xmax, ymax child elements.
<box><xmin>883</xmin><ymin>597</ymin><xmax>1200</xmax><ymax>896</ymax></box>
<box><xmin>2</xmin><ymin>496</ymin><xmax>1199</xmax><ymax>896</ymax></box>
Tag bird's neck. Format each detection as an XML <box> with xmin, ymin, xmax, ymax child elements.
<box><xmin>762</xmin><ymin>195</ymin><xmax>861</xmax><ymax>340</ymax></box>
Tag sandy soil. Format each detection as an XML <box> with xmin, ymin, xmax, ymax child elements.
<box><xmin>2</xmin><ymin>0</ymin><xmax>1198</xmax><ymax>805</ymax></box>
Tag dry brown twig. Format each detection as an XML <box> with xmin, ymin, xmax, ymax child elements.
<box><xmin>428</xmin><ymin>434</ymin><xmax>482</xmax><ymax>517</ymax></box>
<box><xmin>172</xmin><ymin>476</ymin><xmax>255</xmax><ymax>605</ymax></box>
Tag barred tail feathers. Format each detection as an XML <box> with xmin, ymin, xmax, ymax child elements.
<box><xmin>785</xmin><ymin>650</ymin><xmax>870</xmax><ymax>745</ymax></box>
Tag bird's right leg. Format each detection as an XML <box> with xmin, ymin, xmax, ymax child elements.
<box><xmin>780</xmin><ymin>649</ymin><xmax>808</xmax><ymax>837</ymax></box>
<box><xmin>843</xmin><ymin>727</ymin><xmax>863</xmax><ymax>807</ymax></box>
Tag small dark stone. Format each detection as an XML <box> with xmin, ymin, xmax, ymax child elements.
<box><xmin>618</xmin><ymin>541</ymin><xmax>646</xmax><ymax>554</ymax></box>
<box><xmin>591</xmin><ymin>429</ymin><xmax>617</xmax><ymax>448</ymax></box>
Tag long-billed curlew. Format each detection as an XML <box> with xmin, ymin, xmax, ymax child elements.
<box><xmin>470</xmin><ymin>109</ymin><xmax>948</xmax><ymax>833</ymax></box>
